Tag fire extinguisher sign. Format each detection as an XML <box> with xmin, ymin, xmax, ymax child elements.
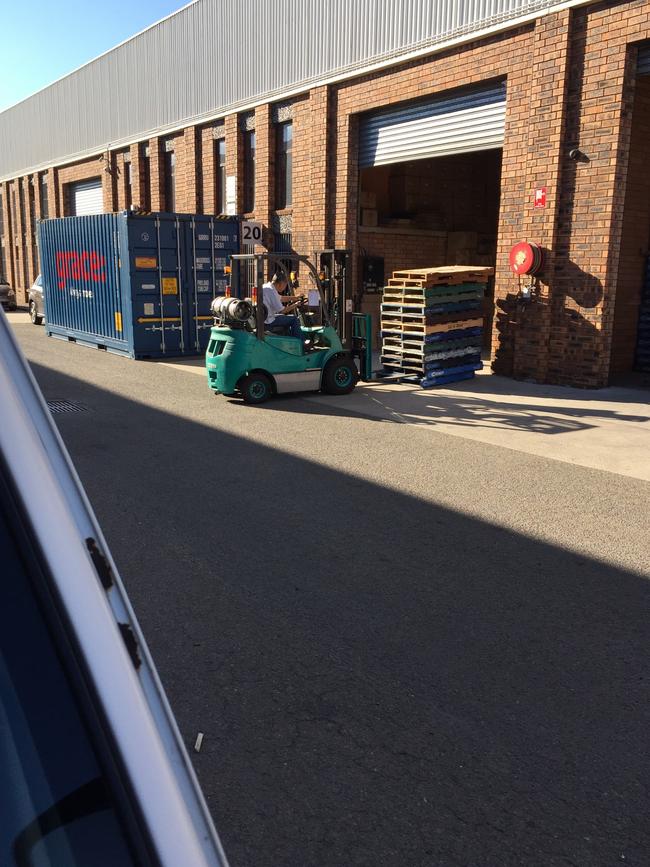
<box><xmin>534</xmin><ymin>187</ymin><xmax>547</xmax><ymax>208</ymax></box>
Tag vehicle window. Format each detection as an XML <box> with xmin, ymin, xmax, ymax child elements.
<box><xmin>0</xmin><ymin>474</ymin><xmax>143</xmax><ymax>867</ymax></box>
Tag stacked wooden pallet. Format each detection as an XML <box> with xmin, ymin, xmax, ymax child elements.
<box><xmin>380</xmin><ymin>265</ymin><xmax>494</xmax><ymax>388</ymax></box>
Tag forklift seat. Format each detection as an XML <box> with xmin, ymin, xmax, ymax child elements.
<box><xmin>265</xmin><ymin>323</ymin><xmax>292</xmax><ymax>336</ymax></box>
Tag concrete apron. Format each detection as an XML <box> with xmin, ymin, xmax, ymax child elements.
<box><xmin>162</xmin><ymin>353</ymin><xmax>650</xmax><ymax>482</ymax></box>
<box><xmin>320</xmin><ymin>369</ymin><xmax>650</xmax><ymax>483</ymax></box>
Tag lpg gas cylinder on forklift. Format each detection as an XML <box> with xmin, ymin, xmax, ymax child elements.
<box><xmin>205</xmin><ymin>253</ymin><xmax>359</xmax><ymax>403</ymax></box>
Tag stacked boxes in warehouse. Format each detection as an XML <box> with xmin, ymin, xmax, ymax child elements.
<box><xmin>38</xmin><ymin>213</ymin><xmax>240</xmax><ymax>359</ymax></box>
<box><xmin>634</xmin><ymin>256</ymin><xmax>650</xmax><ymax>373</ymax></box>
<box><xmin>380</xmin><ymin>266</ymin><xmax>494</xmax><ymax>387</ymax></box>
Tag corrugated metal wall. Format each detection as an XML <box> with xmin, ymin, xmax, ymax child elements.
<box><xmin>1</xmin><ymin>0</ymin><xmax>570</xmax><ymax>181</ymax></box>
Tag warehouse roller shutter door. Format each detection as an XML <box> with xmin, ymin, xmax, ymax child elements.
<box><xmin>359</xmin><ymin>83</ymin><xmax>507</xmax><ymax>168</ymax></box>
<box><xmin>70</xmin><ymin>179</ymin><xmax>103</xmax><ymax>216</ymax></box>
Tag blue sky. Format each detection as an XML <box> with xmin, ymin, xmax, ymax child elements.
<box><xmin>0</xmin><ymin>0</ymin><xmax>190</xmax><ymax>112</ymax></box>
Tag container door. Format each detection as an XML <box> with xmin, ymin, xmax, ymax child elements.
<box><xmin>127</xmin><ymin>216</ymin><xmax>186</xmax><ymax>357</ymax></box>
<box><xmin>38</xmin><ymin>214</ymin><xmax>127</xmax><ymax>352</ymax></box>
<box><xmin>185</xmin><ymin>217</ymin><xmax>240</xmax><ymax>353</ymax></box>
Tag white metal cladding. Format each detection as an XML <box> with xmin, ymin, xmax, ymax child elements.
<box><xmin>638</xmin><ymin>43</ymin><xmax>650</xmax><ymax>75</ymax></box>
<box><xmin>359</xmin><ymin>84</ymin><xmax>506</xmax><ymax>167</ymax></box>
<box><xmin>0</xmin><ymin>0</ymin><xmax>584</xmax><ymax>181</ymax></box>
<box><xmin>70</xmin><ymin>179</ymin><xmax>104</xmax><ymax>216</ymax></box>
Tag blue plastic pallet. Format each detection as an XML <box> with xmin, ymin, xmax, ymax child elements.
<box><xmin>423</xmin><ymin>336</ymin><xmax>482</xmax><ymax>356</ymax></box>
<box><xmin>423</xmin><ymin>326</ymin><xmax>483</xmax><ymax>344</ymax></box>
<box><xmin>424</xmin><ymin>352</ymin><xmax>482</xmax><ymax>372</ymax></box>
<box><xmin>425</xmin><ymin>299</ymin><xmax>482</xmax><ymax>315</ymax></box>
<box><xmin>422</xmin><ymin>361</ymin><xmax>483</xmax><ymax>382</ymax></box>
<box><xmin>420</xmin><ymin>370</ymin><xmax>478</xmax><ymax>388</ymax></box>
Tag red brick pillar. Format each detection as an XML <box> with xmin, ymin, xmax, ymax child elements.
<box><xmin>32</xmin><ymin>174</ymin><xmax>43</xmax><ymax>280</ymax></box>
<box><xmin>149</xmin><ymin>137</ymin><xmax>163</xmax><ymax>211</ymax></box>
<box><xmin>2</xmin><ymin>181</ymin><xmax>16</xmax><ymax>288</ymax></box>
<box><xmin>337</xmin><ymin>108</ymin><xmax>361</xmax><ymax>287</ymax></box>
<box><xmin>290</xmin><ymin>88</ymin><xmax>330</xmax><ymax>256</ymax></box>
<box><xmin>181</xmin><ymin>126</ymin><xmax>200</xmax><ymax>213</ymax></box>
<box><xmin>48</xmin><ymin>168</ymin><xmax>61</xmax><ymax>218</ymax></box>
<box><xmin>201</xmin><ymin>126</ymin><xmax>216</xmax><ymax>215</ymax></box>
<box><xmin>307</xmin><ymin>86</ymin><xmax>330</xmax><ymax>253</ymax></box>
<box><xmin>491</xmin><ymin>10</ymin><xmax>572</xmax><ymax>381</ymax></box>
<box><xmin>102</xmin><ymin>151</ymin><xmax>116</xmax><ymax>212</ymax></box>
<box><xmin>113</xmin><ymin>152</ymin><xmax>125</xmax><ymax>211</ymax></box>
<box><xmin>547</xmin><ymin>8</ymin><xmax>637</xmax><ymax>387</ymax></box>
<box><xmin>24</xmin><ymin>176</ymin><xmax>36</xmax><ymax>289</ymax></box>
<box><xmin>225</xmin><ymin>114</ymin><xmax>242</xmax><ymax>214</ymax></box>
<box><xmin>14</xmin><ymin>179</ymin><xmax>26</xmax><ymax>294</ymax></box>
<box><xmin>254</xmin><ymin>105</ymin><xmax>271</xmax><ymax>230</ymax></box>
<box><xmin>32</xmin><ymin>174</ymin><xmax>41</xmax><ymax>222</ymax></box>
<box><xmin>129</xmin><ymin>144</ymin><xmax>144</xmax><ymax>209</ymax></box>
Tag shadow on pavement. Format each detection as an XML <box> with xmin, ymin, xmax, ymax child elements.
<box><xmin>30</xmin><ymin>361</ymin><xmax>650</xmax><ymax>867</ymax></box>
<box><xmin>255</xmin><ymin>382</ymin><xmax>650</xmax><ymax>437</ymax></box>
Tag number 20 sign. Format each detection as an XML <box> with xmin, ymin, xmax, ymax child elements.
<box><xmin>241</xmin><ymin>221</ymin><xmax>264</xmax><ymax>245</ymax></box>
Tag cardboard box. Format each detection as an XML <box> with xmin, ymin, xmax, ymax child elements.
<box><xmin>361</xmin><ymin>208</ymin><xmax>378</xmax><ymax>227</ymax></box>
<box><xmin>359</xmin><ymin>190</ymin><xmax>377</xmax><ymax>208</ymax></box>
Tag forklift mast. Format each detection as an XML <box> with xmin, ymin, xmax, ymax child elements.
<box><xmin>314</xmin><ymin>249</ymin><xmax>351</xmax><ymax>346</ymax></box>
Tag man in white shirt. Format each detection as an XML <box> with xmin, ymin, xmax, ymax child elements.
<box><xmin>261</xmin><ymin>274</ymin><xmax>305</xmax><ymax>341</ymax></box>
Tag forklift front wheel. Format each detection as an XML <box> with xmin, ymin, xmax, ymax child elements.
<box><xmin>239</xmin><ymin>372</ymin><xmax>273</xmax><ymax>405</ymax></box>
<box><xmin>322</xmin><ymin>357</ymin><xmax>358</xmax><ymax>395</ymax></box>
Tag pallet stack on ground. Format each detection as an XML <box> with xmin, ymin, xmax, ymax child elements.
<box><xmin>380</xmin><ymin>265</ymin><xmax>494</xmax><ymax>388</ymax></box>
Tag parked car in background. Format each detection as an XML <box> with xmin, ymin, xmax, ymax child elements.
<box><xmin>28</xmin><ymin>274</ymin><xmax>44</xmax><ymax>324</ymax></box>
<box><xmin>0</xmin><ymin>275</ymin><xmax>16</xmax><ymax>311</ymax></box>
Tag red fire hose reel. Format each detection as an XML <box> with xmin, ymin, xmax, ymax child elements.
<box><xmin>508</xmin><ymin>241</ymin><xmax>543</xmax><ymax>276</ymax></box>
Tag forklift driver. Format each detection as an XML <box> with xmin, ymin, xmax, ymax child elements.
<box><xmin>262</xmin><ymin>273</ymin><xmax>306</xmax><ymax>342</ymax></box>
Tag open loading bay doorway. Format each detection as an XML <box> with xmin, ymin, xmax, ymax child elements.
<box><xmin>356</xmin><ymin>84</ymin><xmax>504</xmax><ymax>352</ymax></box>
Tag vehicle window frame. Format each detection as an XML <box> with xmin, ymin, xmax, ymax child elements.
<box><xmin>0</xmin><ymin>457</ymin><xmax>158</xmax><ymax>867</ymax></box>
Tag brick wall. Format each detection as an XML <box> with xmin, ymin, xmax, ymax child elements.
<box><xmin>2</xmin><ymin>2</ymin><xmax>650</xmax><ymax>384</ymax></box>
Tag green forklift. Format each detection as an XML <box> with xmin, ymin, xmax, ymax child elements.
<box><xmin>205</xmin><ymin>252</ymin><xmax>360</xmax><ymax>403</ymax></box>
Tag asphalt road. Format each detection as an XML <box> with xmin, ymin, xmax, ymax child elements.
<box><xmin>13</xmin><ymin>320</ymin><xmax>650</xmax><ymax>867</ymax></box>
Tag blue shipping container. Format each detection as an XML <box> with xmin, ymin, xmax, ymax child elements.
<box><xmin>38</xmin><ymin>212</ymin><xmax>240</xmax><ymax>358</ymax></box>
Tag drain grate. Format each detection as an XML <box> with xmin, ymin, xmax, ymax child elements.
<box><xmin>47</xmin><ymin>399</ymin><xmax>89</xmax><ymax>414</ymax></box>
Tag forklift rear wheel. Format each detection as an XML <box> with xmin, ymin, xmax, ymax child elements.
<box><xmin>322</xmin><ymin>357</ymin><xmax>358</xmax><ymax>395</ymax></box>
<box><xmin>239</xmin><ymin>373</ymin><xmax>273</xmax><ymax>404</ymax></box>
